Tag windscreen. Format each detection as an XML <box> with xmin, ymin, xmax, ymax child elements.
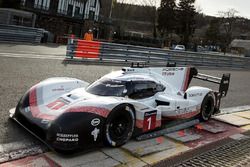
<box><xmin>86</xmin><ymin>78</ymin><xmax>127</xmax><ymax>97</ymax></box>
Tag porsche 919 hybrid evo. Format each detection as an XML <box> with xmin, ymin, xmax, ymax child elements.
<box><xmin>10</xmin><ymin>65</ymin><xmax>230</xmax><ymax>152</ymax></box>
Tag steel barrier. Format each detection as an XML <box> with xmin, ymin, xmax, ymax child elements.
<box><xmin>0</xmin><ymin>24</ymin><xmax>44</xmax><ymax>43</ymax></box>
<box><xmin>66</xmin><ymin>38</ymin><xmax>250</xmax><ymax>69</ymax></box>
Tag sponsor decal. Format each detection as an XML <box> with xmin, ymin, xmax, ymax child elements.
<box><xmin>91</xmin><ymin>118</ymin><xmax>101</xmax><ymax>127</ymax></box>
<box><xmin>176</xmin><ymin>108</ymin><xmax>191</xmax><ymax>114</ymax></box>
<box><xmin>91</xmin><ymin>128</ymin><xmax>100</xmax><ymax>142</ymax></box>
<box><xmin>162</xmin><ymin>67</ymin><xmax>184</xmax><ymax>72</ymax></box>
<box><xmin>143</xmin><ymin>110</ymin><xmax>157</xmax><ymax>132</ymax></box>
<box><xmin>189</xmin><ymin>93</ymin><xmax>203</xmax><ymax>97</ymax></box>
<box><xmin>56</xmin><ymin>133</ymin><xmax>79</xmax><ymax>142</ymax></box>
<box><xmin>168</xmin><ymin>109</ymin><xmax>200</xmax><ymax>119</ymax></box>
<box><xmin>52</xmin><ymin>86</ymin><xmax>64</xmax><ymax>92</ymax></box>
<box><xmin>167</xmin><ymin>105</ymin><xmax>200</xmax><ymax>119</ymax></box>
<box><xmin>46</xmin><ymin>98</ymin><xmax>70</xmax><ymax>110</ymax></box>
<box><xmin>162</xmin><ymin>72</ymin><xmax>175</xmax><ymax>76</ymax></box>
<box><xmin>41</xmin><ymin>119</ymin><xmax>50</xmax><ymax>124</ymax></box>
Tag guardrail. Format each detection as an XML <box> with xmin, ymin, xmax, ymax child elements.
<box><xmin>0</xmin><ymin>24</ymin><xmax>44</xmax><ymax>43</ymax></box>
<box><xmin>66</xmin><ymin>38</ymin><xmax>250</xmax><ymax>69</ymax></box>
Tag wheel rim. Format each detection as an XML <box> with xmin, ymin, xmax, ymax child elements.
<box><xmin>109</xmin><ymin>115</ymin><xmax>129</xmax><ymax>140</ymax></box>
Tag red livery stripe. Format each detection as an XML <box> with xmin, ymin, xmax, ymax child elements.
<box><xmin>65</xmin><ymin>106</ymin><xmax>110</xmax><ymax>118</ymax></box>
<box><xmin>29</xmin><ymin>86</ymin><xmax>40</xmax><ymax>118</ymax></box>
<box><xmin>29</xmin><ymin>87</ymin><xmax>110</xmax><ymax>120</ymax></box>
<box><xmin>182</xmin><ymin>67</ymin><xmax>190</xmax><ymax>92</ymax></box>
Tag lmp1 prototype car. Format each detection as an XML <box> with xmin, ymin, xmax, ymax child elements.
<box><xmin>10</xmin><ymin>65</ymin><xmax>230</xmax><ymax>152</ymax></box>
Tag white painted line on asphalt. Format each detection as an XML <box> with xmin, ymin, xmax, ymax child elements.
<box><xmin>0</xmin><ymin>52</ymin><xmax>64</xmax><ymax>56</ymax></box>
<box><xmin>0</xmin><ymin>52</ymin><xmax>65</xmax><ymax>57</ymax></box>
<box><xmin>0</xmin><ymin>53</ymin><xmax>65</xmax><ymax>60</ymax></box>
<box><xmin>0</xmin><ymin>51</ymin><xmax>38</xmax><ymax>54</ymax></box>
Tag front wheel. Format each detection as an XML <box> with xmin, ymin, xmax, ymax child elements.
<box><xmin>199</xmin><ymin>92</ymin><xmax>215</xmax><ymax>121</ymax></box>
<box><xmin>104</xmin><ymin>104</ymin><xmax>135</xmax><ymax>147</ymax></box>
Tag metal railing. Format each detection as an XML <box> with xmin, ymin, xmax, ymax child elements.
<box><xmin>0</xmin><ymin>24</ymin><xmax>44</xmax><ymax>43</ymax></box>
<box><xmin>66</xmin><ymin>38</ymin><xmax>250</xmax><ymax>69</ymax></box>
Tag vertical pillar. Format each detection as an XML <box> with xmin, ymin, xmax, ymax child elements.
<box><xmin>6</xmin><ymin>11</ymin><xmax>11</xmax><ymax>25</ymax></box>
<box><xmin>32</xmin><ymin>14</ymin><xmax>36</xmax><ymax>27</ymax></box>
<box><xmin>72</xmin><ymin>0</ymin><xmax>76</xmax><ymax>17</ymax></box>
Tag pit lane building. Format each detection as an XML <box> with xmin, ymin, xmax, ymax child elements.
<box><xmin>0</xmin><ymin>0</ymin><xmax>113</xmax><ymax>42</ymax></box>
<box><xmin>21</xmin><ymin>0</ymin><xmax>102</xmax><ymax>40</ymax></box>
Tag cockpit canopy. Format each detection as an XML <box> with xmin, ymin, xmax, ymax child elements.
<box><xmin>86</xmin><ymin>78</ymin><xmax>165</xmax><ymax>99</ymax></box>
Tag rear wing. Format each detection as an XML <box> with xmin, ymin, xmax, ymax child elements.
<box><xmin>194</xmin><ymin>73</ymin><xmax>231</xmax><ymax>98</ymax></box>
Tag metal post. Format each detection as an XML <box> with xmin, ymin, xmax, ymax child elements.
<box><xmin>32</xmin><ymin>13</ymin><xmax>36</xmax><ymax>27</ymax></box>
<box><xmin>80</xmin><ymin>0</ymin><xmax>87</xmax><ymax>38</ymax></box>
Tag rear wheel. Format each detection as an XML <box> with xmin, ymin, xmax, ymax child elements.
<box><xmin>199</xmin><ymin>92</ymin><xmax>215</xmax><ymax>121</ymax></box>
<box><xmin>104</xmin><ymin>104</ymin><xmax>135</xmax><ymax>147</ymax></box>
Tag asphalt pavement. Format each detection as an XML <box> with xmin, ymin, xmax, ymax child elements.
<box><xmin>0</xmin><ymin>45</ymin><xmax>249</xmax><ymax>162</ymax></box>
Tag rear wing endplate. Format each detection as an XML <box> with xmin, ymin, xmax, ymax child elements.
<box><xmin>194</xmin><ymin>73</ymin><xmax>230</xmax><ymax>98</ymax></box>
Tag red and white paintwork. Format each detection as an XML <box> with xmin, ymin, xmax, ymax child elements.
<box><xmin>26</xmin><ymin>67</ymin><xmax>214</xmax><ymax>132</ymax></box>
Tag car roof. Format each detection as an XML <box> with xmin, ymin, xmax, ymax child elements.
<box><xmin>103</xmin><ymin>70</ymin><xmax>158</xmax><ymax>83</ymax></box>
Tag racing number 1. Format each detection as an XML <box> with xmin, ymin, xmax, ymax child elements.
<box><xmin>147</xmin><ymin>117</ymin><xmax>152</xmax><ymax>130</ymax></box>
<box><xmin>143</xmin><ymin>111</ymin><xmax>157</xmax><ymax>132</ymax></box>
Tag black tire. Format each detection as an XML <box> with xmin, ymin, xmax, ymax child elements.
<box><xmin>104</xmin><ymin>104</ymin><xmax>135</xmax><ymax>147</ymax></box>
<box><xmin>199</xmin><ymin>92</ymin><xmax>215</xmax><ymax>121</ymax></box>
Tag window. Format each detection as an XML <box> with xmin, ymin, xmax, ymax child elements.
<box><xmin>127</xmin><ymin>81</ymin><xmax>164</xmax><ymax>99</ymax></box>
<box><xmin>89</xmin><ymin>11</ymin><xmax>95</xmax><ymax>20</ymax></box>
<box><xmin>86</xmin><ymin>78</ymin><xmax>127</xmax><ymax>97</ymax></box>
<box><xmin>26</xmin><ymin>0</ymin><xmax>35</xmax><ymax>8</ymax></box>
<box><xmin>74</xmin><ymin>6</ymin><xmax>80</xmax><ymax>17</ymax></box>
<box><xmin>90</xmin><ymin>0</ymin><xmax>97</xmax><ymax>7</ymax></box>
<box><xmin>86</xmin><ymin>78</ymin><xmax>165</xmax><ymax>99</ymax></box>
<box><xmin>67</xmin><ymin>4</ymin><xmax>73</xmax><ymax>16</ymax></box>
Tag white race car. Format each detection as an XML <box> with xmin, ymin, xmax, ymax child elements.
<box><xmin>11</xmin><ymin>65</ymin><xmax>230</xmax><ymax>152</ymax></box>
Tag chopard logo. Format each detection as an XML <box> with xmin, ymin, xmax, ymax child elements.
<box><xmin>91</xmin><ymin>118</ymin><xmax>100</xmax><ymax>126</ymax></box>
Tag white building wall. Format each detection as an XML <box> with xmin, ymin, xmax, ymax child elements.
<box><xmin>84</xmin><ymin>0</ymin><xmax>100</xmax><ymax>21</ymax></box>
<box><xmin>46</xmin><ymin>0</ymin><xmax>50</xmax><ymax>9</ymax></box>
<box><xmin>58</xmin><ymin>0</ymin><xmax>84</xmax><ymax>16</ymax></box>
<box><xmin>95</xmin><ymin>0</ymin><xmax>100</xmax><ymax>20</ymax></box>
<box><xmin>84</xmin><ymin>0</ymin><xmax>90</xmax><ymax>18</ymax></box>
<box><xmin>24</xmin><ymin>0</ymin><xmax>100</xmax><ymax>19</ymax></box>
<box><xmin>34</xmin><ymin>0</ymin><xmax>50</xmax><ymax>9</ymax></box>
